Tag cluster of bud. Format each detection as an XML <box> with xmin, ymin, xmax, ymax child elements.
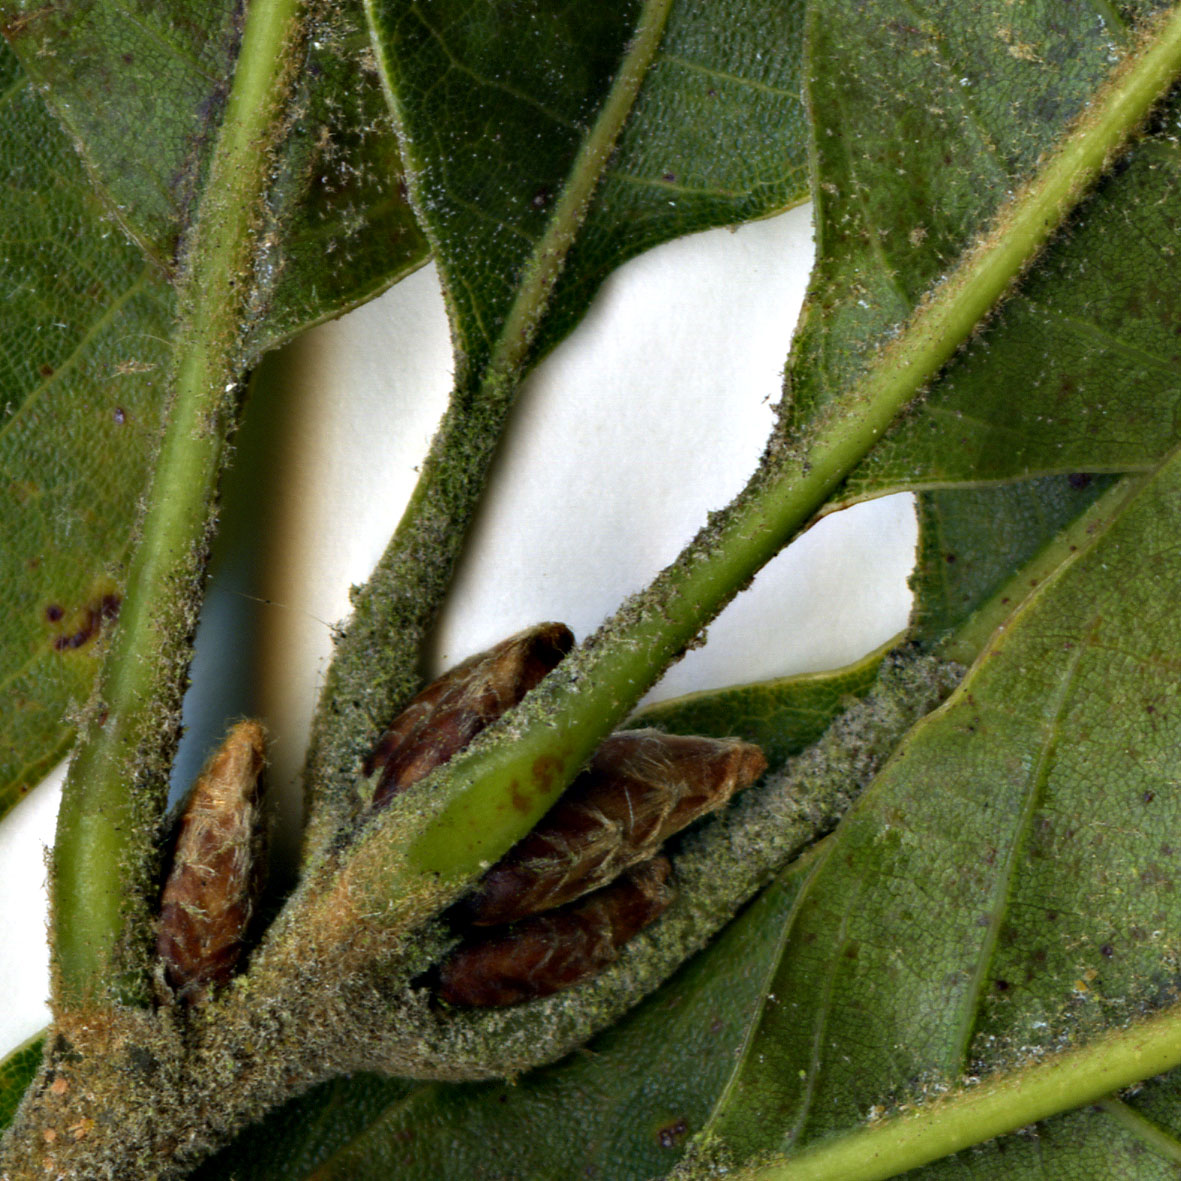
<box><xmin>155</xmin><ymin>625</ymin><xmax>766</xmax><ymax>1010</ymax></box>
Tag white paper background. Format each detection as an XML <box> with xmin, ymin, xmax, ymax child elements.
<box><xmin>0</xmin><ymin>204</ymin><xmax>916</xmax><ymax>1053</ymax></box>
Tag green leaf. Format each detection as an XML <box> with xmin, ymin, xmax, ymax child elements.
<box><xmin>0</xmin><ymin>39</ymin><xmax>175</xmax><ymax>817</ymax></box>
<box><xmin>194</xmin><ymin>852</ymin><xmax>816</xmax><ymax>1180</ymax></box>
<box><xmin>629</xmin><ymin>637</ymin><xmax>893</xmax><ymax>772</ymax></box>
<box><xmin>368</xmin><ymin>0</ymin><xmax>807</xmax><ymax>380</ymax></box>
<box><xmin>2</xmin><ymin>0</ymin><xmax>428</xmax><ymax>347</ymax></box>
<box><xmin>786</xmin><ymin>0</ymin><xmax>1181</xmax><ymax>502</ymax></box>
<box><xmin>0</xmin><ymin>1032</ymin><xmax>41</xmax><ymax>1133</ymax></box>
<box><xmin>691</xmin><ymin>439</ymin><xmax>1181</xmax><ymax>1172</ymax></box>
<box><xmin>909</xmin><ymin>474</ymin><xmax>1118</xmax><ymax>645</ymax></box>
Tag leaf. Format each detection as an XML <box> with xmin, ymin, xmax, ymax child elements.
<box><xmin>629</xmin><ymin>638</ymin><xmax>892</xmax><ymax>772</ymax></box>
<box><xmin>2</xmin><ymin>0</ymin><xmax>429</xmax><ymax>348</ymax></box>
<box><xmin>0</xmin><ymin>1033</ymin><xmax>41</xmax><ymax>1133</ymax></box>
<box><xmin>785</xmin><ymin>0</ymin><xmax>1181</xmax><ymax>503</ymax></box>
<box><xmin>0</xmin><ymin>38</ymin><xmax>175</xmax><ymax>817</ymax></box>
<box><xmin>194</xmin><ymin>851</ymin><xmax>816</xmax><ymax>1181</ymax></box>
<box><xmin>908</xmin><ymin>474</ymin><xmax>1118</xmax><ymax>645</ymax></box>
<box><xmin>368</xmin><ymin>0</ymin><xmax>807</xmax><ymax>379</ymax></box>
<box><xmin>690</xmin><ymin>439</ymin><xmax>1181</xmax><ymax>1172</ymax></box>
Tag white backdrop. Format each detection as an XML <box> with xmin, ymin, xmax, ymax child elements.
<box><xmin>0</xmin><ymin>204</ymin><xmax>917</xmax><ymax>1051</ymax></box>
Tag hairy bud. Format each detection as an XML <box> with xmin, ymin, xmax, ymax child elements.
<box><xmin>435</xmin><ymin>856</ymin><xmax>675</xmax><ymax>1007</ymax></box>
<box><xmin>364</xmin><ymin>628</ymin><xmax>767</xmax><ymax>1011</ymax></box>
<box><xmin>460</xmin><ymin>730</ymin><xmax>767</xmax><ymax>926</ymax></box>
<box><xmin>157</xmin><ymin>721</ymin><xmax>267</xmax><ymax>1004</ymax></box>
<box><xmin>365</xmin><ymin>621</ymin><xmax>573</xmax><ymax>808</ymax></box>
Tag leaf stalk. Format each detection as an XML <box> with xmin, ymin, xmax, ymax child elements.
<box><xmin>51</xmin><ymin>0</ymin><xmax>306</xmax><ymax>1009</ymax></box>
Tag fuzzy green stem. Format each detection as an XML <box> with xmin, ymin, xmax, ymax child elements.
<box><xmin>731</xmin><ymin>1004</ymin><xmax>1181</xmax><ymax>1181</ymax></box>
<box><xmin>52</xmin><ymin>0</ymin><xmax>305</xmax><ymax>1008</ymax></box>
<box><xmin>386</xmin><ymin>3</ymin><xmax>1181</xmax><ymax>890</ymax></box>
<box><xmin>304</xmin><ymin>0</ymin><xmax>676</xmax><ymax>851</ymax></box>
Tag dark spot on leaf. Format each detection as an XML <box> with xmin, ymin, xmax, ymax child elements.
<box><xmin>113</xmin><ymin>407</ymin><xmax>127</xmax><ymax>425</ymax></box>
<box><xmin>38</xmin><ymin>363</ymin><xmax>53</xmax><ymax>378</ymax></box>
<box><xmin>121</xmin><ymin>52</ymin><xmax>134</xmax><ymax>65</ymax></box>
<box><xmin>50</xmin><ymin>592</ymin><xmax>121</xmax><ymax>652</ymax></box>
<box><xmin>657</xmin><ymin>1118</ymin><xmax>688</xmax><ymax>1149</ymax></box>
<box><xmin>944</xmin><ymin>552</ymin><xmax>957</xmax><ymax>563</ymax></box>
<box><xmin>509</xmin><ymin>781</ymin><xmax>531</xmax><ymax>813</ymax></box>
<box><xmin>662</xmin><ymin>171</ymin><xmax>677</xmax><ymax>183</ymax></box>
<box><xmin>995</xmin><ymin>978</ymin><xmax>1010</xmax><ymax>992</ymax></box>
<box><xmin>1101</xmin><ymin>944</ymin><xmax>1114</xmax><ymax>958</ymax></box>
<box><xmin>45</xmin><ymin>604</ymin><xmax>63</xmax><ymax>622</ymax></box>
<box><xmin>531</xmin><ymin>186</ymin><xmax>551</xmax><ymax>209</ymax></box>
<box><xmin>1144</xmin><ymin>791</ymin><xmax>1156</xmax><ymax>805</ymax></box>
<box><xmin>1067</xmin><ymin>472</ymin><xmax>1093</xmax><ymax>490</ymax></box>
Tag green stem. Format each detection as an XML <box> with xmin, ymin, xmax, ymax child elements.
<box><xmin>51</xmin><ymin>0</ymin><xmax>304</xmax><ymax>1009</ymax></box>
<box><xmin>304</xmin><ymin>0</ymin><xmax>676</xmax><ymax>852</ymax></box>
<box><xmin>378</xmin><ymin>2</ymin><xmax>1181</xmax><ymax>892</ymax></box>
<box><xmin>731</xmin><ymin>1004</ymin><xmax>1181</xmax><ymax>1181</ymax></box>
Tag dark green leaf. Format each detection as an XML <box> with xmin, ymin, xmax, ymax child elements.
<box><xmin>788</xmin><ymin>0</ymin><xmax>1181</xmax><ymax>501</ymax></box>
<box><xmin>695</xmin><ymin>440</ymin><xmax>1181</xmax><ymax>1170</ymax></box>
<box><xmin>909</xmin><ymin>475</ymin><xmax>1118</xmax><ymax>645</ymax></box>
<box><xmin>629</xmin><ymin>638</ymin><xmax>891</xmax><ymax>772</ymax></box>
<box><xmin>0</xmin><ymin>40</ymin><xmax>175</xmax><ymax>816</ymax></box>
<box><xmin>368</xmin><ymin>0</ymin><xmax>807</xmax><ymax>380</ymax></box>
<box><xmin>1</xmin><ymin>0</ymin><xmax>428</xmax><ymax>348</ymax></box>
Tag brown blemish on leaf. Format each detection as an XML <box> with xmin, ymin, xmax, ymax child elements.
<box><xmin>657</xmin><ymin>1117</ymin><xmax>689</xmax><ymax>1149</ymax></box>
<box><xmin>531</xmin><ymin>753</ymin><xmax>562</xmax><ymax>794</ymax></box>
<box><xmin>50</xmin><ymin>591</ymin><xmax>121</xmax><ymax>652</ymax></box>
<box><xmin>509</xmin><ymin>781</ymin><xmax>531</xmax><ymax>814</ymax></box>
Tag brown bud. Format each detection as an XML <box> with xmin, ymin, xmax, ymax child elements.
<box><xmin>365</xmin><ymin>622</ymin><xmax>573</xmax><ymax>808</ymax></box>
<box><xmin>435</xmin><ymin>856</ymin><xmax>675</xmax><ymax>1007</ymax></box>
<box><xmin>460</xmin><ymin>729</ymin><xmax>766</xmax><ymax>926</ymax></box>
<box><xmin>157</xmin><ymin>721</ymin><xmax>267</xmax><ymax>1004</ymax></box>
